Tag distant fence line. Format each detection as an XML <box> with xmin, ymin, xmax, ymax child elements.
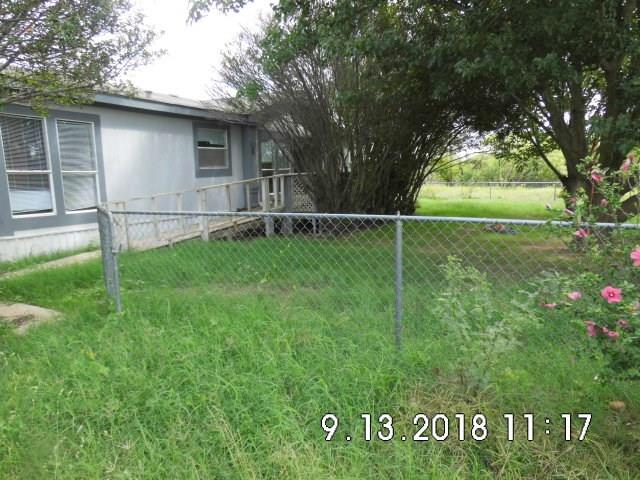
<box><xmin>422</xmin><ymin>181</ymin><xmax>563</xmax><ymax>201</ymax></box>
<box><xmin>424</xmin><ymin>181</ymin><xmax>562</xmax><ymax>187</ymax></box>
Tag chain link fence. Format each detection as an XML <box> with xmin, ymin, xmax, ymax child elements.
<box><xmin>98</xmin><ymin>208</ymin><xmax>640</xmax><ymax>347</ymax></box>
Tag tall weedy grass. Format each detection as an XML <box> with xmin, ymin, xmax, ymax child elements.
<box><xmin>0</xmin><ymin>222</ymin><xmax>638</xmax><ymax>478</ymax></box>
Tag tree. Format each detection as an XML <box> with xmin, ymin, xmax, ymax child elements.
<box><xmin>0</xmin><ymin>0</ymin><xmax>158</xmax><ymax>110</ymax></box>
<box><xmin>188</xmin><ymin>0</ymin><xmax>250</xmax><ymax>18</ymax></box>
<box><xmin>486</xmin><ymin>124</ymin><xmax>565</xmax><ymax>183</ymax></box>
<box><xmin>218</xmin><ymin>2</ymin><xmax>470</xmax><ymax>213</ymax></box>
<box><xmin>433</xmin><ymin>0</ymin><xmax>640</xmax><ymax>202</ymax></box>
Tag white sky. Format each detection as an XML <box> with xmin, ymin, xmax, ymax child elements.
<box><xmin>125</xmin><ymin>0</ymin><xmax>273</xmax><ymax>101</ymax></box>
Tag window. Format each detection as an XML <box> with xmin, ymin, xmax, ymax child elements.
<box><xmin>259</xmin><ymin>137</ymin><xmax>289</xmax><ymax>175</ymax></box>
<box><xmin>0</xmin><ymin>115</ymin><xmax>54</xmax><ymax>216</ymax></box>
<box><xmin>56</xmin><ymin>120</ymin><xmax>99</xmax><ymax>212</ymax></box>
<box><xmin>196</xmin><ymin>127</ymin><xmax>228</xmax><ymax>169</ymax></box>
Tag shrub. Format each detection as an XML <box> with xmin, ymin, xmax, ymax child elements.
<box><xmin>432</xmin><ymin>257</ymin><xmax>541</xmax><ymax>390</ymax></box>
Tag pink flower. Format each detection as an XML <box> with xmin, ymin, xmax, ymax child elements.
<box><xmin>585</xmin><ymin>321</ymin><xmax>598</xmax><ymax>337</ymax></box>
<box><xmin>600</xmin><ymin>198</ymin><xmax>609</xmax><ymax>207</ymax></box>
<box><xmin>608</xmin><ymin>331</ymin><xmax>620</xmax><ymax>339</ymax></box>
<box><xmin>601</xmin><ymin>286</ymin><xmax>623</xmax><ymax>304</ymax></box>
<box><xmin>621</xmin><ymin>157</ymin><xmax>632</xmax><ymax>172</ymax></box>
<box><xmin>630</xmin><ymin>247</ymin><xmax>640</xmax><ymax>266</ymax></box>
<box><xmin>542</xmin><ymin>303</ymin><xmax>557</xmax><ymax>309</ymax></box>
<box><xmin>591</xmin><ymin>170</ymin><xmax>603</xmax><ymax>183</ymax></box>
<box><xmin>567</xmin><ymin>291</ymin><xmax>582</xmax><ymax>301</ymax></box>
<box><xmin>617</xmin><ymin>319</ymin><xmax>629</xmax><ymax>329</ymax></box>
<box><xmin>602</xmin><ymin>326</ymin><xmax>610</xmax><ymax>334</ymax></box>
<box><xmin>574</xmin><ymin>228</ymin><xmax>589</xmax><ymax>239</ymax></box>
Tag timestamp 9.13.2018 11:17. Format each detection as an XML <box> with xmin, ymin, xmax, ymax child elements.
<box><xmin>321</xmin><ymin>413</ymin><xmax>592</xmax><ymax>442</ymax></box>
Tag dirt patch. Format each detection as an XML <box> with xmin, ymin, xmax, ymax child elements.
<box><xmin>0</xmin><ymin>302</ymin><xmax>60</xmax><ymax>335</ymax></box>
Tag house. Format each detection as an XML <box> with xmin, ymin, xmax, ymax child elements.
<box><xmin>0</xmin><ymin>91</ymin><xmax>294</xmax><ymax>262</ymax></box>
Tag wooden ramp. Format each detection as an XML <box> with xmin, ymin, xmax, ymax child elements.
<box><xmin>125</xmin><ymin>215</ymin><xmax>264</xmax><ymax>251</ymax></box>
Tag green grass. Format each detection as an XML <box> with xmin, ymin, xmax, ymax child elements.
<box><xmin>416</xmin><ymin>198</ymin><xmax>561</xmax><ymax>220</ymax></box>
<box><xmin>0</xmin><ymin>244</ymin><xmax>99</xmax><ymax>275</ymax></box>
<box><xmin>417</xmin><ymin>185</ymin><xmax>564</xmax><ymax>220</ymax></box>
<box><xmin>0</xmin><ymin>222</ymin><xmax>639</xmax><ymax>478</ymax></box>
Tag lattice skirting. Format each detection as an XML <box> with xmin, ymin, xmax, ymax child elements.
<box><xmin>292</xmin><ymin>177</ymin><xmax>315</xmax><ymax>212</ymax></box>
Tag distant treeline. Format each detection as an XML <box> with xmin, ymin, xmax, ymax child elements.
<box><xmin>434</xmin><ymin>152</ymin><xmax>567</xmax><ymax>183</ymax></box>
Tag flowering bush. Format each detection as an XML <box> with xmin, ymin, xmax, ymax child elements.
<box><xmin>535</xmin><ymin>271</ymin><xmax>639</xmax><ymax>380</ymax></box>
<box><xmin>546</xmin><ymin>151</ymin><xmax>640</xmax><ymax>380</ymax></box>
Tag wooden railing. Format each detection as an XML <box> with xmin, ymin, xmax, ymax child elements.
<box><xmin>107</xmin><ymin>173</ymin><xmax>302</xmax><ymax>215</ymax></box>
<box><xmin>106</xmin><ymin>173</ymin><xmax>308</xmax><ymax>250</ymax></box>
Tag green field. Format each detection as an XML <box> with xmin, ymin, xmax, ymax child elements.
<box><xmin>418</xmin><ymin>184</ymin><xmax>564</xmax><ymax>220</ymax></box>
<box><xmin>1</xmin><ymin>219</ymin><xmax>639</xmax><ymax>479</ymax></box>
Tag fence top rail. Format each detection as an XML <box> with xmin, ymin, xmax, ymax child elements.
<box><xmin>100</xmin><ymin>207</ymin><xmax>640</xmax><ymax>229</ymax></box>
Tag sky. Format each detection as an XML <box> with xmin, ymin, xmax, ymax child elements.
<box><xmin>125</xmin><ymin>0</ymin><xmax>273</xmax><ymax>101</ymax></box>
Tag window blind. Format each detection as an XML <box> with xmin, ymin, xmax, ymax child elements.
<box><xmin>57</xmin><ymin>120</ymin><xmax>97</xmax><ymax>171</ymax></box>
<box><xmin>0</xmin><ymin>115</ymin><xmax>53</xmax><ymax>214</ymax></box>
<box><xmin>57</xmin><ymin>120</ymin><xmax>98</xmax><ymax>211</ymax></box>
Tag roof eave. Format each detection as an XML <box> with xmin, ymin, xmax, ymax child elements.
<box><xmin>93</xmin><ymin>93</ymin><xmax>257</xmax><ymax>125</ymax></box>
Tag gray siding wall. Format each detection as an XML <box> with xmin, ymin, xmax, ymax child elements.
<box><xmin>60</xmin><ymin>105</ymin><xmax>252</xmax><ymax>205</ymax></box>
<box><xmin>0</xmin><ymin>104</ymin><xmax>257</xmax><ymax>237</ymax></box>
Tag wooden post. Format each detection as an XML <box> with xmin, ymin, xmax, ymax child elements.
<box><xmin>225</xmin><ymin>184</ymin><xmax>232</xmax><ymax>211</ymax></box>
<box><xmin>199</xmin><ymin>189</ymin><xmax>208</xmax><ymax>241</ymax></box>
<box><xmin>226</xmin><ymin>184</ymin><xmax>235</xmax><ymax>239</ymax></box>
<box><xmin>261</xmin><ymin>177</ymin><xmax>274</xmax><ymax>237</ymax></box>
<box><xmin>245</xmin><ymin>183</ymin><xmax>251</xmax><ymax>212</ymax></box>
<box><xmin>261</xmin><ymin>177</ymin><xmax>269</xmax><ymax>212</ymax></box>
<box><xmin>177</xmin><ymin>192</ymin><xmax>185</xmax><ymax>232</ymax></box>
<box><xmin>280</xmin><ymin>176</ymin><xmax>285</xmax><ymax>207</ymax></box>
<box><xmin>273</xmin><ymin>176</ymin><xmax>279</xmax><ymax>209</ymax></box>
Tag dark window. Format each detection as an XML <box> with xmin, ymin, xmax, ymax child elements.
<box><xmin>196</xmin><ymin>127</ymin><xmax>228</xmax><ymax>169</ymax></box>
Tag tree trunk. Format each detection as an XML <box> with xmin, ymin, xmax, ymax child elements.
<box><xmin>561</xmin><ymin>174</ymin><xmax>580</xmax><ymax>205</ymax></box>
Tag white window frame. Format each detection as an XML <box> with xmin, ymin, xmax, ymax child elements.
<box><xmin>196</xmin><ymin>127</ymin><xmax>229</xmax><ymax>170</ymax></box>
<box><xmin>55</xmin><ymin>118</ymin><xmax>101</xmax><ymax>214</ymax></box>
<box><xmin>0</xmin><ymin>113</ymin><xmax>57</xmax><ymax>218</ymax></box>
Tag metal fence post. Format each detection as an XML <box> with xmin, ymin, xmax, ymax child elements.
<box><xmin>97</xmin><ymin>206</ymin><xmax>122</xmax><ymax>313</ymax></box>
<box><xmin>395</xmin><ymin>212</ymin><xmax>403</xmax><ymax>349</ymax></box>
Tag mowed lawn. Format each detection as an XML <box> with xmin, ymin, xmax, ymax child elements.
<box><xmin>417</xmin><ymin>185</ymin><xmax>564</xmax><ymax>220</ymax></box>
<box><xmin>1</xmin><ymin>220</ymin><xmax>639</xmax><ymax>478</ymax></box>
